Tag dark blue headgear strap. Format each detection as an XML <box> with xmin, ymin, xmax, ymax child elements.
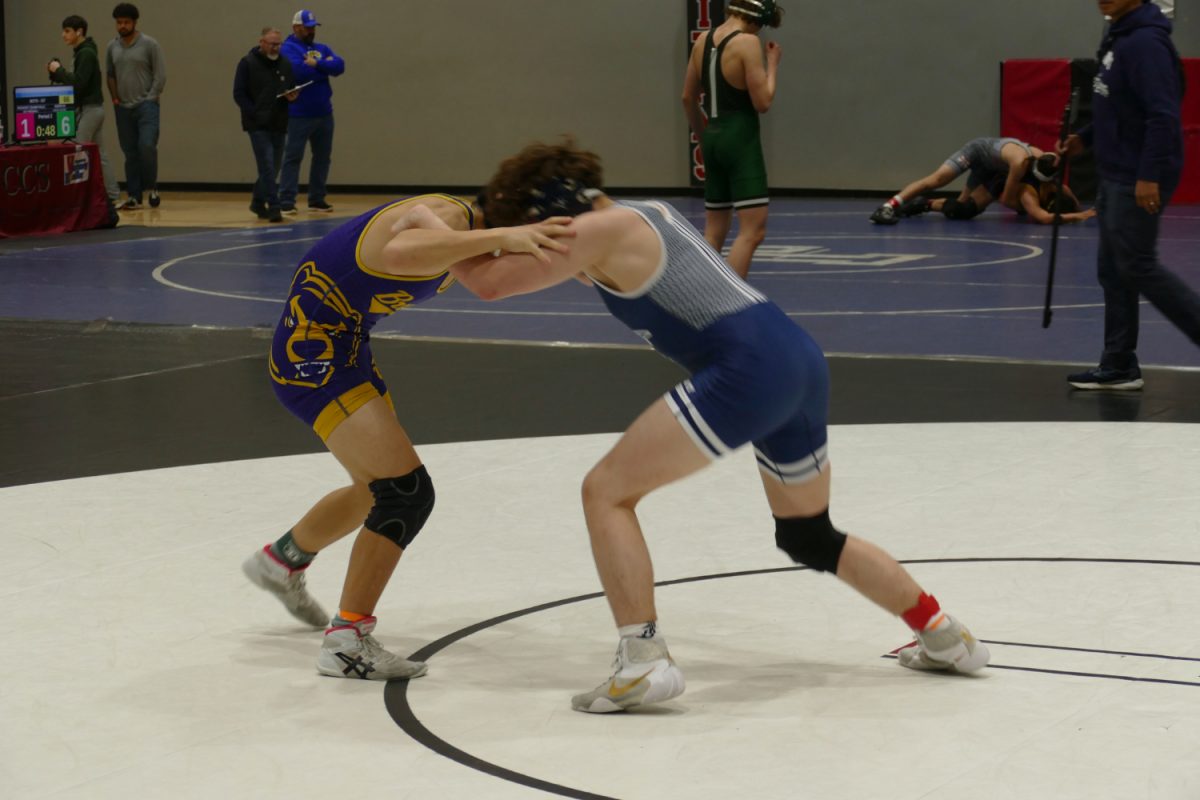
<box><xmin>523</xmin><ymin>178</ymin><xmax>600</xmax><ymax>221</ymax></box>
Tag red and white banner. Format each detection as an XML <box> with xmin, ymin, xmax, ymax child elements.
<box><xmin>686</xmin><ymin>0</ymin><xmax>725</xmax><ymax>186</ymax></box>
<box><xmin>1</xmin><ymin>142</ymin><xmax>112</xmax><ymax>237</ymax></box>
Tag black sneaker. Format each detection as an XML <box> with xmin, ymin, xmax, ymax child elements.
<box><xmin>280</xmin><ymin>205</ymin><xmax>298</xmax><ymax>216</ymax></box>
<box><xmin>117</xmin><ymin>197</ymin><xmax>142</xmax><ymax>211</ymax></box>
<box><xmin>898</xmin><ymin>196</ymin><xmax>930</xmax><ymax>218</ymax></box>
<box><xmin>267</xmin><ymin>206</ymin><xmax>284</xmax><ymax>223</ymax></box>
<box><xmin>307</xmin><ymin>200</ymin><xmax>334</xmax><ymax>212</ymax></box>
<box><xmin>148</xmin><ymin>190</ymin><xmax>161</xmax><ymax>208</ymax></box>
<box><xmin>1066</xmin><ymin>366</ymin><xmax>1144</xmax><ymax>391</ymax></box>
<box><xmin>869</xmin><ymin>204</ymin><xmax>898</xmax><ymax>225</ymax></box>
<box><xmin>250</xmin><ymin>201</ymin><xmax>269</xmax><ymax>219</ymax></box>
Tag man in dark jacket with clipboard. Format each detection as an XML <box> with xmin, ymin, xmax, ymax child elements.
<box><xmin>233</xmin><ymin>27</ymin><xmax>300</xmax><ymax>223</ymax></box>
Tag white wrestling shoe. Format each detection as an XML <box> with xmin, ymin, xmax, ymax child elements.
<box><xmin>571</xmin><ymin>636</ymin><xmax>686</xmax><ymax>713</ymax></box>
<box><xmin>897</xmin><ymin>614</ymin><xmax>990</xmax><ymax>673</ymax></box>
<box><xmin>241</xmin><ymin>545</ymin><xmax>328</xmax><ymax>628</ymax></box>
<box><xmin>317</xmin><ymin>616</ymin><xmax>427</xmax><ymax>680</ymax></box>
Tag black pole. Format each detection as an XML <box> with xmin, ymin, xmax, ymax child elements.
<box><xmin>1042</xmin><ymin>87</ymin><xmax>1081</xmax><ymax>329</ymax></box>
<box><xmin>0</xmin><ymin>0</ymin><xmax>8</xmax><ymax>143</ymax></box>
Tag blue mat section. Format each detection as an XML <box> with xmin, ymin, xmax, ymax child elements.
<box><xmin>3</xmin><ymin>197</ymin><xmax>1198</xmax><ymax>367</ymax></box>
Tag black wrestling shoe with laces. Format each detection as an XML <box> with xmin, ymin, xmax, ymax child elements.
<box><xmin>870</xmin><ymin>204</ymin><xmax>898</xmax><ymax>225</ymax></box>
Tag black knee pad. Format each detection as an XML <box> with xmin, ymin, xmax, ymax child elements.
<box><xmin>942</xmin><ymin>198</ymin><xmax>981</xmax><ymax>220</ymax></box>
<box><xmin>365</xmin><ymin>465</ymin><xmax>435</xmax><ymax>549</ymax></box>
<box><xmin>774</xmin><ymin>510</ymin><xmax>847</xmax><ymax>573</ymax></box>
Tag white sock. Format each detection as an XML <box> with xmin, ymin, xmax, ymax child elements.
<box><xmin>618</xmin><ymin>621</ymin><xmax>659</xmax><ymax>640</ymax></box>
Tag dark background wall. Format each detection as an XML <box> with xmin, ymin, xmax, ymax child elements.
<box><xmin>4</xmin><ymin>1</ymin><xmax>1196</xmax><ymax>191</ymax></box>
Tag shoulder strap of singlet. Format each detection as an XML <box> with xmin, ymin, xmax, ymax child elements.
<box><xmin>424</xmin><ymin>193</ymin><xmax>475</xmax><ymax>229</ymax></box>
<box><xmin>705</xmin><ymin>30</ymin><xmax>746</xmax><ymax>120</ymax></box>
<box><xmin>354</xmin><ymin>193</ymin><xmax>474</xmax><ymax>275</ymax></box>
<box><xmin>713</xmin><ymin>29</ymin><xmax>745</xmax><ymax>61</ymax></box>
<box><xmin>701</xmin><ymin>29</ymin><xmax>716</xmax><ymax>89</ymax></box>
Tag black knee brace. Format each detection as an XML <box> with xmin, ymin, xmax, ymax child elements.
<box><xmin>774</xmin><ymin>510</ymin><xmax>847</xmax><ymax>573</ymax></box>
<box><xmin>942</xmin><ymin>198</ymin><xmax>982</xmax><ymax>220</ymax></box>
<box><xmin>365</xmin><ymin>465</ymin><xmax>435</xmax><ymax>549</ymax></box>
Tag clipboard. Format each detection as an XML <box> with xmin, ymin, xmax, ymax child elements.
<box><xmin>276</xmin><ymin>80</ymin><xmax>314</xmax><ymax>98</ymax></box>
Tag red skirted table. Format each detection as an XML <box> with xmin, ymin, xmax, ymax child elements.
<box><xmin>0</xmin><ymin>141</ymin><xmax>114</xmax><ymax>238</ymax></box>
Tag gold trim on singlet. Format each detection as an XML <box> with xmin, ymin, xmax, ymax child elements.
<box><xmin>312</xmin><ymin>382</ymin><xmax>396</xmax><ymax>441</ymax></box>
<box><xmin>354</xmin><ymin>193</ymin><xmax>474</xmax><ymax>281</ymax></box>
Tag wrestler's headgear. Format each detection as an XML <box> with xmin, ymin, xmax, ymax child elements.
<box><xmin>1031</xmin><ymin>153</ymin><xmax>1061</xmax><ymax>183</ymax></box>
<box><xmin>728</xmin><ymin>0</ymin><xmax>784</xmax><ymax>27</ymax></box>
<box><xmin>522</xmin><ymin>177</ymin><xmax>602</xmax><ymax>222</ymax></box>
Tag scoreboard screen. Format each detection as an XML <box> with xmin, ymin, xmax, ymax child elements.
<box><xmin>13</xmin><ymin>86</ymin><xmax>77</xmax><ymax>143</ymax></box>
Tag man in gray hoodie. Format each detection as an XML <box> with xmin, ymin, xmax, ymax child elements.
<box><xmin>105</xmin><ymin>2</ymin><xmax>166</xmax><ymax>210</ymax></box>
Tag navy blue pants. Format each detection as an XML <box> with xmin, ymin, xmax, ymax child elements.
<box><xmin>1096</xmin><ymin>179</ymin><xmax>1200</xmax><ymax>369</ymax></box>
<box><xmin>113</xmin><ymin>100</ymin><xmax>160</xmax><ymax>201</ymax></box>
<box><xmin>248</xmin><ymin>129</ymin><xmax>286</xmax><ymax>208</ymax></box>
<box><xmin>279</xmin><ymin>114</ymin><xmax>334</xmax><ymax>207</ymax></box>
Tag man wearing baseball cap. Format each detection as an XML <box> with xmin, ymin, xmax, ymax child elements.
<box><xmin>278</xmin><ymin>9</ymin><xmax>345</xmax><ymax>214</ymax></box>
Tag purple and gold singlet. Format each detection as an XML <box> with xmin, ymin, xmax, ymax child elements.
<box><xmin>269</xmin><ymin>194</ymin><xmax>473</xmax><ymax>439</ymax></box>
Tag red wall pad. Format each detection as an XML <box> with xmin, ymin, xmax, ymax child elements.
<box><xmin>1177</xmin><ymin>60</ymin><xmax>1199</xmax><ymax>204</ymax></box>
<box><xmin>1003</xmin><ymin>58</ymin><xmax>1199</xmax><ymax>205</ymax></box>
<box><xmin>1000</xmin><ymin>59</ymin><xmax>1072</xmax><ymax>153</ymax></box>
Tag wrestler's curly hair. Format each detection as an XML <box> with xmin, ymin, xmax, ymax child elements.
<box><xmin>481</xmin><ymin>136</ymin><xmax>604</xmax><ymax>227</ymax></box>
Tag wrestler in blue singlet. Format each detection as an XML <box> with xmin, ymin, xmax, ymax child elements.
<box><xmin>269</xmin><ymin>194</ymin><xmax>473</xmax><ymax>439</ymax></box>
<box><xmin>600</xmin><ymin>199</ymin><xmax>830</xmax><ymax>484</ymax></box>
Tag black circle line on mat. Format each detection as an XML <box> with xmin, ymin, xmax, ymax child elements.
<box><xmin>383</xmin><ymin>557</ymin><xmax>1200</xmax><ymax>800</ymax></box>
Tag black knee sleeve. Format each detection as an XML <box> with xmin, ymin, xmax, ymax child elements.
<box><xmin>365</xmin><ymin>465</ymin><xmax>435</xmax><ymax>549</ymax></box>
<box><xmin>942</xmin><ymin>198</ymin><xmax>981</xmax><ymax>220</ymax></box>
<box><xmin>774</xmin><ymin>510</ymin><xmax>847</xmax><ymax>573</ymax></box>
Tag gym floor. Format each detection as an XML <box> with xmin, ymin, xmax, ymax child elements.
<box><xmin>2</xmin><ymin>193</ymin><xmax>1198</xmax><ymax>799</ymax></box>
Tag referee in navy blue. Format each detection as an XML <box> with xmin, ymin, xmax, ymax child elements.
<box><xmin>1060</xmin><ymin>0</ymin><xmax>1200</xmax><ymax>390</ymax></box>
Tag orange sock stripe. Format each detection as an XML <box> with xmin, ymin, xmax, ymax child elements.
<box><xmin>338</xmin><ymin>610</ymin><xmax>369</xmax><ymax>623</ymax></box>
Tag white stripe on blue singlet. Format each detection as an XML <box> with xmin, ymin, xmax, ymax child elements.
<box><xmin>660</xmin><ymin>205</ymin><xmax>765</xmax><ymax>304</ymax></box>
<box><xmin>754</xmin><ymin>444</ymin><xmax>829</xmax><ymax>484</ymax></box>
<box><xmin>667</xmin><ymin>381</ymin><xmax>733</xmax><ymax>459</ymax></box>
<box><xmin>666</xmin><ymin>389</ymin><xmax>720</xmax><ymax>458</ymax></box>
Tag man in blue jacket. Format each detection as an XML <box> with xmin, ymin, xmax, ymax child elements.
<box><xmin>1060</xmin><ymin>0</ymin><xmax>1199</xmax><ymax>390</ymax></box>
<box><xmin>278</xmin><ymin>9</ymin><xmax>345</xmax><ymax>214</ymax></box>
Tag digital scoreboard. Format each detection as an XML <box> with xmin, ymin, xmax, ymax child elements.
<box><xmin>13</xmin><ymin>86</ymin><xmax>77</xmax><ymax>143</ymax></box>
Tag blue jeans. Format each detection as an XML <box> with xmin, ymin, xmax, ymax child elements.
<box><xmin>248</xmin><ymin>129</ymin><xmax>286</xmax><ymax>208</ymax></box>
<box><xmin>1096</xmin><ymin>178</ymin><xmax>1200</xmax><ymax>369</ymax></box>
<box><xmin>279</xmin><ymin>114</ymin><xmax>334</xmax><ymax>207</ymax></box>
<box><xmin>113</xmin><ymin>100</ymin><xmax>160</xmax><ymax>201</ymax></box>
